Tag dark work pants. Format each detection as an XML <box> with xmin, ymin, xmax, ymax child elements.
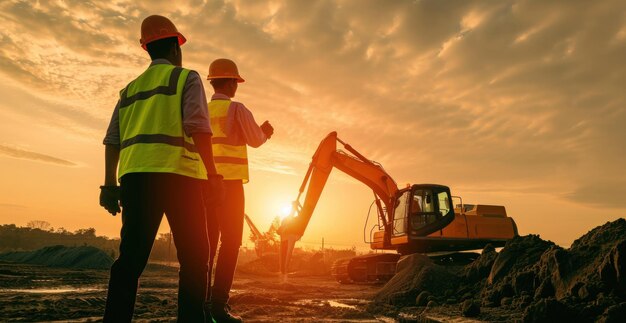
<box><xmin>206</xmin><ymin>180</ymin><xmax>245</xmax><ymax>305</ymax></box>
<box><xmin>104</xmin><ymin>173</ymin><xmax>209</xmax><ymax>323</ymax></box>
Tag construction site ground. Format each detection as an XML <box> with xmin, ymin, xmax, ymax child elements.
<box><xmin>0</xmin><ymin>260</ymin><xmax>505</xmax><ymax>322</ymax></box>
<box><xmin>3</xmin><ymin>218</ymin><xmax>626</xmax><ymax>322</ymax></box>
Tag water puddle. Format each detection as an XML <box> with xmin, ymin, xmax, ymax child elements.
<box><xmin>1</xmin><ymin>287</ymin><xmax>103</xmax><ymax>294</ymax></box>
<box><xmin>328</xmin><ymin>300</ymin><xmax>357</xmax><ymax>309</ymax></box>
<box><xmin>374</xmin><ymin>317</ymin><xmax>397</xmax><ymax>323</ymax></box>
<box><xmin>295</xmin><ymin>298</ymin><xmax>365</xmax><ymax>310</ymax></box>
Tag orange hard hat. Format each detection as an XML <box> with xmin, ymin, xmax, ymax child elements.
<box><xmin>140</xmin><ymin>15</ymin><xmax>186</xmax><ymax>50</ymax></box>
<box><xmin>207</xmin><ymin>58</ymin><xmax>245</xmax><ymax>83</ymax></box>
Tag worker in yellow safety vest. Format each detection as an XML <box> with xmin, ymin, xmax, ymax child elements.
<box><xmin>99</xmin><ymin>15</ymin><xmax>223</xmax><ymax>323</ymax></box>
<box><xmin>203</xmin><ymin>58</ymin><xmax>273</xmax><ymax>323</ymax></box>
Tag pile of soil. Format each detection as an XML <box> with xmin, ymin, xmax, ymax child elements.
<box><xmin>371</xmin><ymin>219</ymin><xmax>626</xmax><ymax>322</ymax></box>
<box><xmin>237</xmin><ymin>252</ymin><xmax>329</xmax><ymax>276</ymax></box>
<box><xmin>0</xmin><ymin>245</ymin><xmax>113</xmax><ymax>270</ymax></box>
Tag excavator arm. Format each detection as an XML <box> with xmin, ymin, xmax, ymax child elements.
<box><xmin>244</xmin><ymin>213</ymin><xmax>265</xmax><ymax>240</ymax></box>
<box><xmin>278</xmin><ymin>132</ymin><xmax>398</xmax><ymax>274</ymax></box>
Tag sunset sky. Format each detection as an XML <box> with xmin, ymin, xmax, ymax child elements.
<box><xmin>0</xmin><ymin>0</ymin><xmax>624</xmax><ymax>250</ymax></box>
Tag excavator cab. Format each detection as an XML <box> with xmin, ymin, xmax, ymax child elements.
<box><xmin>390</xmin><ymin>184</ymin><xmax>455</xmax><ymax>248</ymax></box>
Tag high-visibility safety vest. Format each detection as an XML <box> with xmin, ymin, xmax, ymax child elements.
<box><xmin>117</xmin><ymin>64</ymin><xmax>207</xmax><ymax>180</ymax></box>
<box><xmin>209</xmin><ymin>99</ymin><xmax>249</xmax><ymax>183</ymax></box>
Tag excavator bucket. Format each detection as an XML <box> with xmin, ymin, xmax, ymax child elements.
<box><xmin>279</xmin><ymin>233</ymin><xmax>298</xmax><ymax>276</ymax></box>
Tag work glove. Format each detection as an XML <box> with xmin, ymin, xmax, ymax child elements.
<box><xmin>99</xmin><ymin>185</ymin><xmax>121</xmax><ymax>216</ymax></box>
<box><xmin>260</xmin><ymin>120</ymin><xmax>274</xmax><ymax>139</ymax></box>
<box><xmin>203</xmin><ymin>174</ymin><xmax>225</xmax><ymax>209</ymax></box>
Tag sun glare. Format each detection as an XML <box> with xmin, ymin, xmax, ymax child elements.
<box><xmin>280</xmin><ymin>204</ymin><xmax>293</xmax><ymax>219</ymax></box>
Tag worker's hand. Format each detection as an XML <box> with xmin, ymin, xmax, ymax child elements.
<box><xmin>260</xmin><ymin>121</ymin><xmax>274</xmax><ymax>139</ymax></box>
<box><xmin>99</xmin><ymin>186</ymin><xmax>121</xmax><ymax>216</ymax></box>
<box><xmin>203</xmin><ymin>174</ymin><xmax>225</xmax><ymax>209</ymax></box>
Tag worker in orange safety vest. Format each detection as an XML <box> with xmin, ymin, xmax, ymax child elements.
<box><xmin>203</xmin><ymin>58</ymin><xmax>273</xmax><ymax>323</ymax></box>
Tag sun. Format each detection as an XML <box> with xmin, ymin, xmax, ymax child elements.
<box><xmin>280</xmin><ymin>204</ymin><xmax>293</xmax><ymax>219</ymax></box>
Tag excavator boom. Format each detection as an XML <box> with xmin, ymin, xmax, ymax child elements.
<box><xmin>281</xmin><ymin>132</ymin><xmax>397</xmax><ymax>237</ymax></box>
<box><xmin>244</xmin><ymin>214</ymin><xmax>264</xmax><ymax>240</ymax></box>
<box><xmin>279</xmin><ymin>132</ymin><xmax>398</xmax><ymax>273</ymax></box>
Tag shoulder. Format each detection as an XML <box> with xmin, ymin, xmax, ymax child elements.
<box><xmin>230</xmin><ymin>100</ymin><xmax>249</xmax><ymax>111</ymax></box>
<box><xmin>182</xmin><ymin>70</ymin><xmax>204</xmax><ymax>90</ymax></box>
<box><xmin>229</xmin><ymin>101</ymin><xmax>254</xmax><ymax>117</ymax></box>
<box><xmin>182</xmin><ymin>68</ymin><xmax>201</xmax><ymax>80</ymax></box>
<box><xmin>185</xmin><ymin>68</ymin><xmax>200</xmax><ymax>77</ymax></box>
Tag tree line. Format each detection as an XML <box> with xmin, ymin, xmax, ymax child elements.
<box><xmin>0</xmin><ymin>222</ymin><xmax>177</xmax><ymax>262</ymax></box>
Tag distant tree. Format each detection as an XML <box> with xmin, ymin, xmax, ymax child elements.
<box><xmin>157</xmin><ymin>232</ymin><xmax>173</xmax><ymax>242</ymax></box>
<box><xmin>0</xmin><ymin>223</ymin><xmax>120</xmax><ymax>254</ymax></box>
<box><xmin>75</xmin><ymin>228</ymin><xmax>96</xmax><ymax>237</ymax></box>
<box><xmin>26</xmin><ymin>220</ymin><xmax>51</xmax><ymax>231</ymax></box>
<box><xmin>151</xmin><ymin>232</ymin><xmax>176</xmax><ymax>262</ymax></box>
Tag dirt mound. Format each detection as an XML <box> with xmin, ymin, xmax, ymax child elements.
<box><xmin>463</xmin><ymin>244</ymin><xmax>498</xmax><ymax>282</ymax></box>
<box><xmin>237</xmin><ymin>251</ymin><xmax>331</xmax><ymax>276</ymax></box>
<box><xmin>0</xmin><ymin>245</ymin><xmax>113</xmax><ymax>269</ymax></box>
<box><xmin>482</xmin><ymin>235</ymin><xmax>555</xmax><ymax>304</ymax></box>
<box><xmin>568</xmin><ymin>219</ymin><xmax>626</xmax><ymax>298</ymax></box>
<box><xmin>373</xmin><ymin>253</ymin><xmax>460</xmax><ymax>306</ymax></box>
<box><xmin>237</xmin><ymin>253</ymin><xmax>281</xmax><ymax>275</ymax></box>
<box><xmin>371</xmin><ymin>218</ymin><xmax>626</xmax><ymax>322</ymax></box>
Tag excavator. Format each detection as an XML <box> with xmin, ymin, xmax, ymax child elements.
<box><xmin>278</xmin><ymin>132</ymin><xmax>518</xmax><ymax>283</ymax></box>
<box><xmin>244</xmin><ymin>213</ymin><xmax>279</xmax><ymax>257</ymax></box>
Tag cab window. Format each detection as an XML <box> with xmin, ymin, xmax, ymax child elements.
<box><xmin>412</xmin><ymin>189</ymin><xmax>434</xmax><ymax>213</ymax></box>
<box><xmin>437</xmin><ymin>192</ymin><xmax>451</xmax><ymax>217</ymax></box>
<box><xmin>392</xmin><ymin>190</ymin><xmax>410</xmax><ymax>236</ymax></box>
<box><xmin>410</xmin><ymin>189</ymin><xmax>437</xmax><ymax>230</ymax></box>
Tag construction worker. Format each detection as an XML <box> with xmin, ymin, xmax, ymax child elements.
<box><xmin>99</xmin><ymin>15</ymin><xmax>223</xmax><ymax>322</ymax></box>
<box><xmin>204</xmin><ymin>58</ymin><xmax>273</xmax><ymax>323</ymax></box>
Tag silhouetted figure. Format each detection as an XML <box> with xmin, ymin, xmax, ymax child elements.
<box><xmin>204</xmin><ymin>58</ymin><xmax>273</xmax><ymax>323</ymax></box>
<box><xmin>99</xmin><ymin>15</ymin><xmax>223</xmax><ymax>323</ymax></box>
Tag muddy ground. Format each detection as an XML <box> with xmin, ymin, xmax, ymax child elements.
<box><xmin>0</xmin><ymin>262</ymin><xmax>369</xmax><ymax>322</ymax></box>
<box><xmin>2</xmin><ymin>218</ymin><xmax>626</xmax><ymax>322</ymax></box>
<box><xmin>0</xmin><ymin>260</ymin><xmax>516</xmax><ymax>322</ymax></box>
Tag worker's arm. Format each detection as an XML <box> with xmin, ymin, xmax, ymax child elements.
<box><xmin>181</xmin><ymin>71</ymin><xmax>223</xmax><ymax>205</ymax></box>
<box><xmin>230</xmin><ymin>103</ymin><xmax>270</xmax><ymax>148</ymax></box>
<box><xmin>191</xmin><ymin>133</ymin><xmax>218</xmax><ymax>176</ymax></box>
<box><xmin>192</xmin><ymin>132</ymin><xmax>224</xmax><ymax>207</ymax></box>
<box><xmin>181</xmin><ymin>72</ymin><xmax>222</xmax><ymax>176</ymax></box>
<box><xmin>100</xmin><ymin>102</ymin><xmax>122</xmax><ymax>215</ymax></box>
<box><xmin>104</xmin><ymin>144</ymin><xmax>120</xmax><ymax>186</ymax></box>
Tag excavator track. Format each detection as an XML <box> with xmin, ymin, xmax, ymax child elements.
<box><xmin>331</xmin><ymin>253</ymin><xmax>401</xmax><ymax>284</ymax></box>
<box><xmin>331</xmin><ymin>251</ymin><xmax>483</xmax><ymax>284</ymax></box>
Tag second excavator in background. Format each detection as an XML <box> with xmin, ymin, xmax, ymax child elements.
<box><xmin>278</xmin><ymin>131</ymin><xmax>518</xmax><ymax>283</ymax></box>
<box><xmin>245</xmin><ymin>213</ymin><xmax>280</xmax><ymax>257</ymax></box>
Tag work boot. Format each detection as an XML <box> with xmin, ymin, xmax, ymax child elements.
<box><xmin>203</xmin><ymin>303</ymin><xmax>216</xmax><ymax>323</ymax></box>
<box><xmin>210</xmin><ymin>303</ymin><xmax>243</xmax><ymax>323</ymax></box>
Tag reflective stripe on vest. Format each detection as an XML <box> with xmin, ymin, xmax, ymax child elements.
<box><xmin>117</xmin><ymin>64</ymin><xmax>207</xmax><ymax>180</ymax></box>
<box><xmin>209</xmin><ymin>99</ymin><xmax>249</xmax><ymax>182</ymax></box>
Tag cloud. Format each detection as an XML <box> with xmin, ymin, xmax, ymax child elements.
<box><xmin>0</xmin><ymin>0</ymin><xmax>624</xmax><ymax>208</ymax></box>
<box><xmin>0</xmin><ymin>145</ymin><xmax>77</xmax><ymax>166</ymax></box>
<box><xmin>565</xmin><ymin>179</ymin><xmax>626</xmax><ymax>209</ymax></box>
